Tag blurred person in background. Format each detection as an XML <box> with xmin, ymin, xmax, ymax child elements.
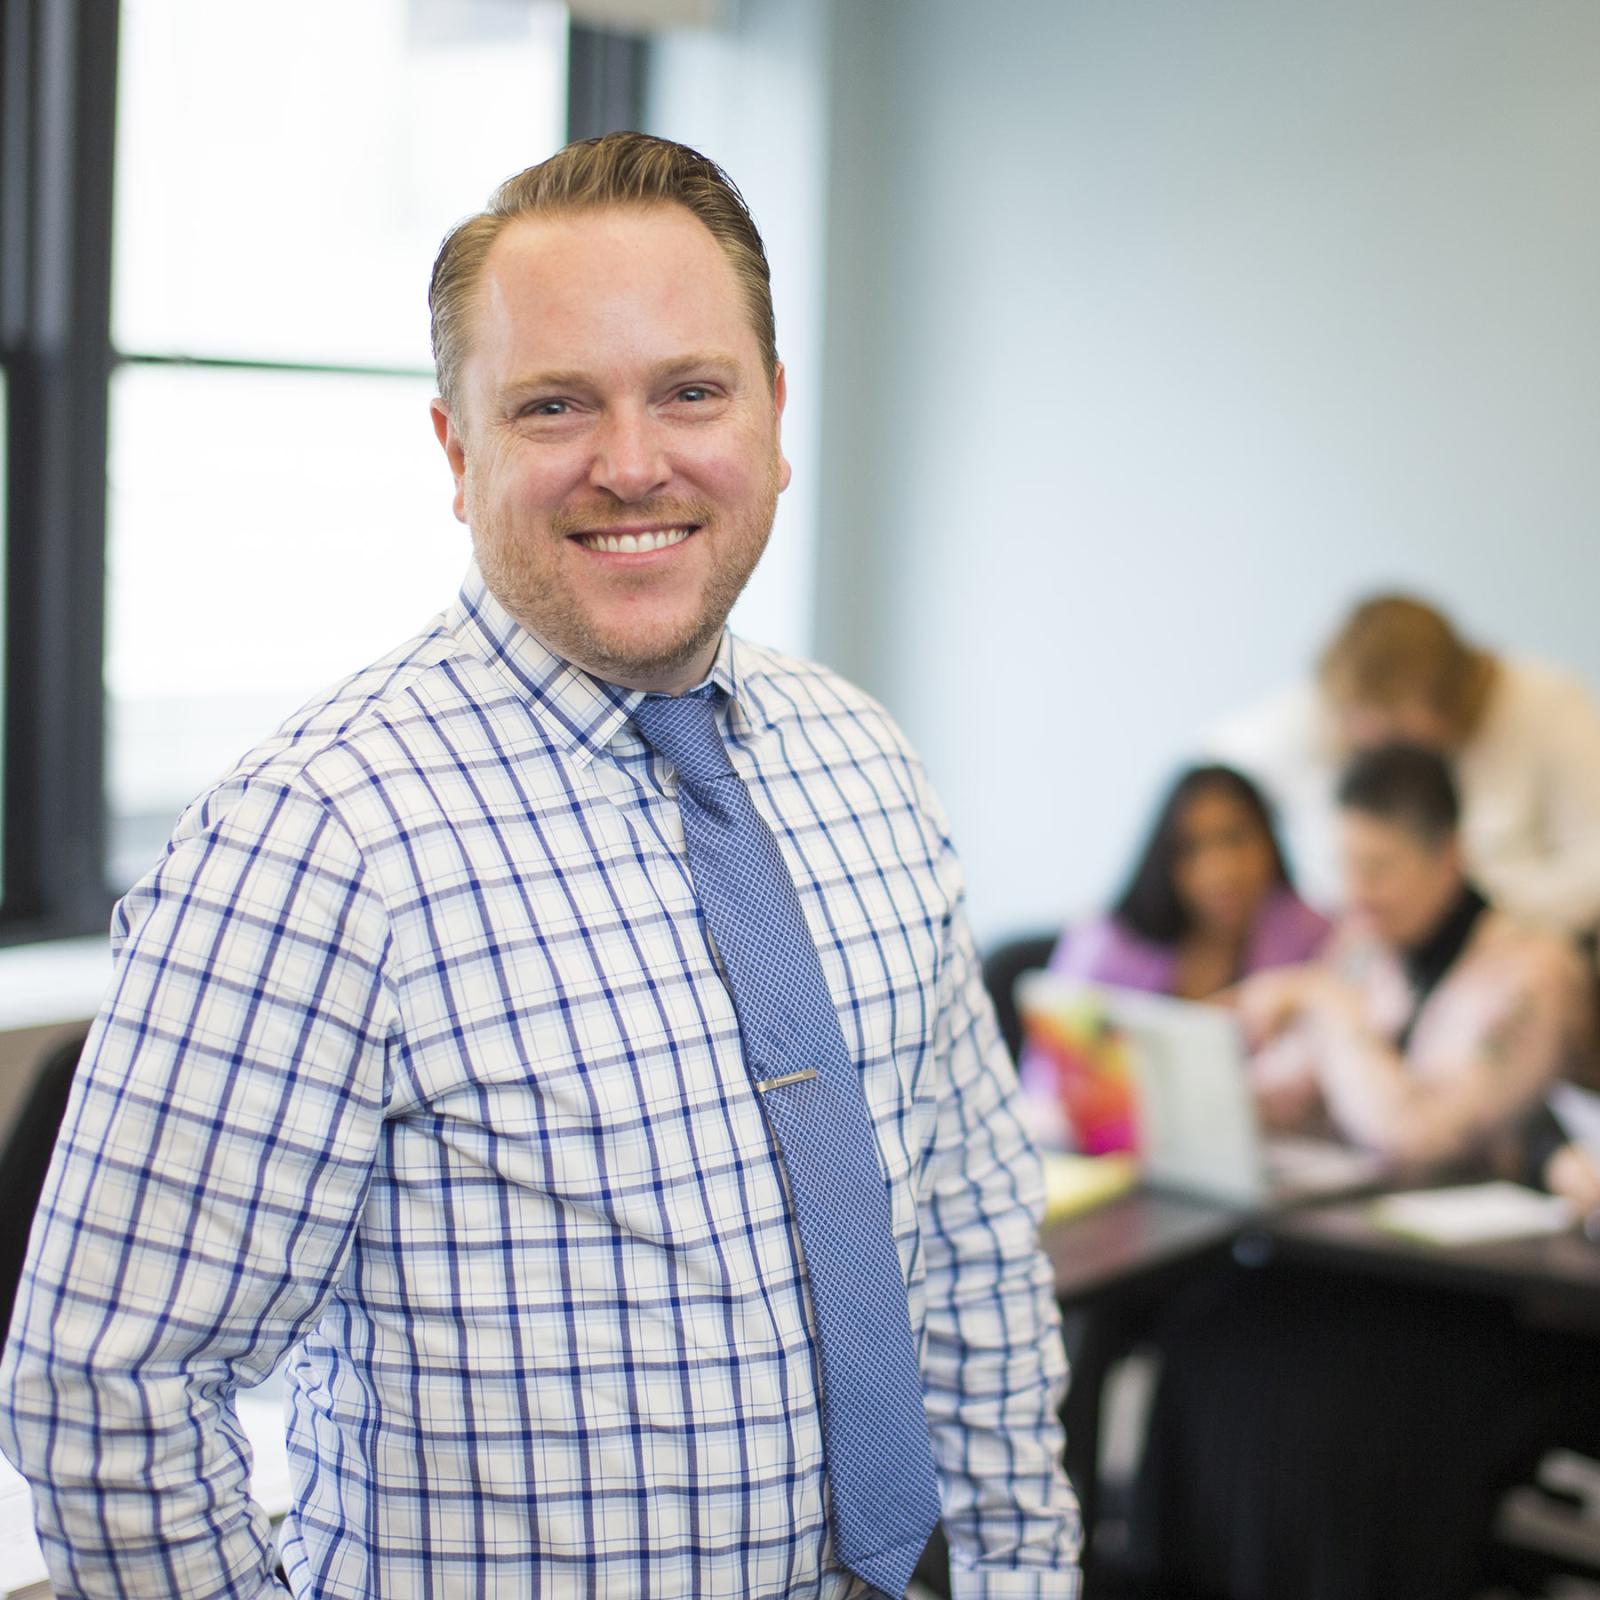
<box><xmin>1240</xmin><ymin>743</ymin><xmax>1592</xmax><ymax>1169</ymax></box>
<box><xmin>1546</xmin><ymin>1138</ymin><xmax>1600</xmax><ymax>1209</ymax></box>
<box><xmin>1017</xmin><ymin>765</ymin><xmax>1328</xmax><ymax>1126</ymax></box>
<box><xmin>1523</xmin><ymin>1094</ymin><xmax>1600</xmax><ymax>1212</ymax></box>
<box><xmin>1034</xmin><ymin>765</ymin><xmax>1329</xmax><ymax>1001</ymax></box>
<box><xmin>1129</xmin><ymin>745</ymin><xmax>1595</xmax><ymax>1600</ymax></box>
<box><xmin>1211</xmin><ymin>592</ymin><xmax>1600</xmax><ymax>936</ymax></box>
<box><xmin>1536</xmin><ymin>1123</ymin><xmax>1600</xmax><ymax>1211</ymax></box>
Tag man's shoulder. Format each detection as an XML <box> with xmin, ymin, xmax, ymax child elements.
<box><xmin>733</xmin><ymin>638</ymin><xmax>921</xmax><ymax>764</ymax></box>
<box><xmin>1472</xmin><ymin>908</ymin><xmax>1585</xmax><ymax>981</ymax></box>
<box><xmin>179</xmin><ymin>613</ymin><xmax>526</xmax><ymax>822</ymax></box>
<box><xmin>1488</xmin><ymin>656</ymin><xmax>1600</xmax><ymax>726</ymax></box>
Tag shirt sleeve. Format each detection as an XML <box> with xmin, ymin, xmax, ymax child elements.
<box><xmin>0</xmin><ymin>776</ymin><xmax>396</xmax><ymax>1599</ymax></box>
<box><xmin>917</xmin><ymin>845</ymin><xmax>1083</xmax><ymax>1597</ymax></box>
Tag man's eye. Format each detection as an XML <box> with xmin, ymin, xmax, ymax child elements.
<box><xmin>676</xmin><ymin>386</ymin><xmax>711</xmax><ymax>403</ymax></box>
<box><xmin>527</xmin><ymin>400</ymin><xmax>569</xmax><ymax>417</ymax></box>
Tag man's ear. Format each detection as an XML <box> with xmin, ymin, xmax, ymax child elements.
<box><xmin>431</xmin><ymin>398</ymin><xmax>470</xmax><ymax>525</ymax></box>
<box><xmin>773</xmin><ymin>362</ymin><xmax>793</xmax><ymax>494</ymax></box>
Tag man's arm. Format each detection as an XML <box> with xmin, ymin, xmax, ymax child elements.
<box><xmin>1237</xmin><ymin>966</ymin><xmax>1334</xmax><ymax>1131</ymax></box>
<box><xmin>1302</xmin><ymin>965</ymin><xmax>1573</xmax><ymax>1168</ymax></box>
<box><xmin>0</xmin><ymin>777</ymin><xmax>395</xmax><ymax>1598</ymax></box>
<box><xmin>917</xmin><ymin>862</ymin><xmax>1082</xmax><ymax>1598</ymax></box>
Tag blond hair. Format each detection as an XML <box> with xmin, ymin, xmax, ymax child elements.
<box><xmin>1318</xmin><ymin>594</ymin><xmax>1495</xmax><ymax>739</ymax></box>
<box><xmin>429</xmin><ymin>132</ymin><xmax>777</xmax><ymax>414</ymax></box>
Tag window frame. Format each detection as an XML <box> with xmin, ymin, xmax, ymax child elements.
<box><xmin>0</xmin><ymin>0</ymin><xmax>646</xmax><ymax>946</ymax></box>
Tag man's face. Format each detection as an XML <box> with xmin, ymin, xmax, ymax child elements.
<box><xmin>432</xmin><ymin>204</ymin><xmax>790</xmax><ymax>693</ymax></box>
<box><xmin>1339</xmin><ymin>809</ymin><xmax>1464</xmax><ymax>948</ymax></box>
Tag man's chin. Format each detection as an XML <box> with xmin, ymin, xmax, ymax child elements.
<box><xmin>563</xmin><ymin>621</ymin><xmax>726</xmax><ymax>693</ymax></box>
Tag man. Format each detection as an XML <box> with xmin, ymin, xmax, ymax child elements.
<box><xmin>1240</xmin><ymin>742</ymin><xmax>1592</xmax><ymax>1168</ymax></box>
<box><xmin>0</xmin><ymin>135</ymin><xmax>1080</xmax><ymax>1597</ymax></box>
<box><xmin>1208</xmin><ymin>593</ymin><xmax>1600</xmax><ymax>935</ymax></box>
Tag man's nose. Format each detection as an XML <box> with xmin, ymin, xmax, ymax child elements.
<box><xmin>589</xmin><ymin>409</ymin><xmax>672</xmax><ymax>502</ymax></box>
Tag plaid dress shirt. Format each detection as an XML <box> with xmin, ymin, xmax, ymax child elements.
<box><xmin>0</xmin><ymin>564</ymin><xmax>1080</xmax><ymax>1598</ymax></box>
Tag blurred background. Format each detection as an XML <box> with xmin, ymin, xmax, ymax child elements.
<box><xmin>3</xmin><ymin>0</ymin><xmax>1600</xmax><ymax>957</ymax></box>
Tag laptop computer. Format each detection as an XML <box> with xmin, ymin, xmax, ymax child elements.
<box><xmin>1016</xmin><ymin>970</ymin><xmax>1383</xmax><ymax>1206</ymax></box>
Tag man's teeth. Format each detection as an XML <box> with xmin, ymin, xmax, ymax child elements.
<box><xmin>578</xmin><ymin>527</ymin><xmax>693</xmax><ymax>554</ymax></box>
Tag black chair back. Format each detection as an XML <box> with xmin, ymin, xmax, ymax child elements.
<box><xmin>981</xmin><ymin>933</ymin><xmax>1058</xmax><ymax>1064</ymax></box>
<box><xmin>0</xmin><ymin>1028</ymin><xmax>89</xmax><ymax>1341</ymax></box>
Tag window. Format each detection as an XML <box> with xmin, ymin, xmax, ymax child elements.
<box><xmin>0</xmin><ymin>0</ymin><xmax>646</xmax><ymax>943</ymax></box>
<box><xmin>0</xmin><ymin>367</ymin><xmax>7</xmax><ymax>904</ymax></box>
<box><xmin>105</xmin><ymin>0</ymin><xmax>566</xmax><ymax>887</ymax></box>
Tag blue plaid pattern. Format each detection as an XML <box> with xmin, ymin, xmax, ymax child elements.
<box><xmin>632</xmin><ymin>689</ymin><xmax>941</xmax><ymax>1597</ymax></box>
<box><xmin>0</xmin><ymin>563</ymin><xmax>1080</xmax><ymax>1599</ymax></box>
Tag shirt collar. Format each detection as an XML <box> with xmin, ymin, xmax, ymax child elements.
<box><xmin>451</xmin><ymin>560</ymin><xmax>770</xmax><ymax>767</ymax></box>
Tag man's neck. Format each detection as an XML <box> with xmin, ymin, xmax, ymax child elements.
<box><xmin>538</xmin><ymin>632</ymin><xmax>722</xmax><ymax>699</ymax></box>
<box><xmin>1399</xmin><ymin>882</ymin><xmax>1489</xmax><ymax>993</ymax></box>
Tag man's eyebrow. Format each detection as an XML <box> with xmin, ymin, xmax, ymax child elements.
<box><xmin>499</xmin><ymin>353</ymin><xmax>743</xmax><ymax>396</ymax></box>
<box><xmin>498</xmin><ymin>369</ymin><xmax>593</xmax><ymax>396</ymax></box>
<box><xmin>651</xmin><ymin>351</ymin><xmax>742</xmax><ymax>380</ymax></box>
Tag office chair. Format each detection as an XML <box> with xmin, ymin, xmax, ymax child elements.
<box><xmin>981</xmin><ymin>932</ymin><xmax>1058</xmax><ymax>1063</ymax></box>
<box><xmin>0</xmin><ymin>1027</ymin><xmax>89</xmax><ymax>1341</ymax></box>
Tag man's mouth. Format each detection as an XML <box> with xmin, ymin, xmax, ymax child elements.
<box><xmin>571</xmin><ymin>525</ymin><xmax>698</xmax><ymax>555</ymax></box>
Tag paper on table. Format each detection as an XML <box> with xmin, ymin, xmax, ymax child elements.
<box><xmin>1371</xmin><ymin>1182</ymin><xmax>1574</xmax><ymax>1246</ymax></box>
<box><xmin>1551</xmin><ymin>1085</ymin><xmax>1600</xmax><ymax>1162</ymax></box>
<box><xmin>1041</xmin><ymin>1152</ymin><xmax>1139</xmax><ymax>1221</ymax></box>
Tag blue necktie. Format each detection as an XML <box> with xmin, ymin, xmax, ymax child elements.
<box><xmin>632</xmin><ymin>687</ymin><xmax>941</xmax><ymax>1599</ymax></box>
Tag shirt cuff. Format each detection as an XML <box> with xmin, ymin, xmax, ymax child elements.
<box><xmin>949</xmin><ymin>1568</ymin><xmax>1082</xmax><ymax>1600</ymax></box>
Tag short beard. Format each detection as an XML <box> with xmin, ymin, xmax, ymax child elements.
<box><xmin>469</xmin><ymin>467</ymin><xmax>780</xmax><ymax>689</ymax></box>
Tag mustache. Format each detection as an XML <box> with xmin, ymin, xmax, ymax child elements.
<box><xmin>552</xmin><ymin>500</ymin><xmax>717</xmax><ymax>539</ymax></box>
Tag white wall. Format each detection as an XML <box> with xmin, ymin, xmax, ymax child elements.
<box><xmin>645</xmin><ymin>0</ymin><xmax>832</xmax><ymax>658</ymax></box>
<box><xmin>813</xmin><ymin>0</ymin><xmax>1600</xmax><ymax>943</ymax></box>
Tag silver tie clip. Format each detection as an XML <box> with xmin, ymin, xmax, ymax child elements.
<box><xmin>756</xmin><ymin>1067</ymin><xmax>818</xmax><ymax>1092</ymax></box>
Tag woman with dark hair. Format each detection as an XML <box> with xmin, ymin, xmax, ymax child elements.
<box><xmin>1041</xmin><ymin>764</ymin><xmax>1329</xmax><ymax>1002</ymax></box>
<box><xmin>1016</xmin><ymin>766</ymin><xmax>1327</xmax><ymax>1145</ymax></box>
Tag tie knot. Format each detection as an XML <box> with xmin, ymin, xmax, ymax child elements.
<box><xmin>632</xmin><ymin>688</ymin><xmax>736</xmax><ymax>793</ymax></box>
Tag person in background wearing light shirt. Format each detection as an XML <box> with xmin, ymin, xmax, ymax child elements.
<box><xmin>1210</xmin><ymin>593</ymin><xmax>1600</xmax><ymax>936</ymax></box>
<box><xmin>0</xmin><ymin>135</ymin><xmax>1080</xmax><ymax>1599</ymax></box>
<box><xmin>1240</xmin><ymin>742</ymin><xmax>1592</xmax><ymax>1170</ymax></box>
<box><xmin>1133</xmin><ymin>745</ymin><xmax>1594</xmax><ymax>1600</ymax></box>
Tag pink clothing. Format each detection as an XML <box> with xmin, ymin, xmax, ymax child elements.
<box><xmin>1046</xmin><ymin>887</ymin><xmax>1331</xmax><ymax>994</ymax></box>
<box><xmin>1017</xmin><ymin>889</ymin><xmax>1330</xmax><ymax>1107</ymax></box>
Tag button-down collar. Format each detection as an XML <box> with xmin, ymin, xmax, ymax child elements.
<box><xmin>452</xmin><ymin>561</ymin><xmax>770</xmax><ymax>770</ymax></box>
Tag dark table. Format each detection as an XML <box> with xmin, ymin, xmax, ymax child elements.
<box><xmin>1044</xmin><ymin>1181</ymin><xmax>1600</xmax><ymax>1575</ymax></box>
<box><xmin>1043</xmin><ymin>1188</ymin><xmax>1248</xmax><ymax>1550</ymax></box>
<box><xmin>1044</xmin><ymin>1187</ymin><xmax>1247</xmax><ymax>1306</ymax></box>
<box><xmin>1256</xmin><ymin>1196</ymin><xmax>1600</xmax><ymax>1329</ymax></box>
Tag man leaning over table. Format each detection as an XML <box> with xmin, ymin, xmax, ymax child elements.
<box><xmin>1240</xmin><ymin>741</ymin><xmax>1592</xmax><ymax>1168</ymax></box>
<box><xmin>0</xmin><ymin>134</ymin><xmax>1080</xmax><ymax>1598</ymax></box>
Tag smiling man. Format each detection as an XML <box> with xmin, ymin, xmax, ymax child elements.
<box><xmin>0</xmin><ymin>135</ymin><xmax>1080</xmax><ymax>1598</ymax></box>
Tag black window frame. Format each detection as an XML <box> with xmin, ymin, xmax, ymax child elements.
<box><xmin>0</xmin><ymin>0</ymin><xmax>646</xmax><ymax>947</ymax></box>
